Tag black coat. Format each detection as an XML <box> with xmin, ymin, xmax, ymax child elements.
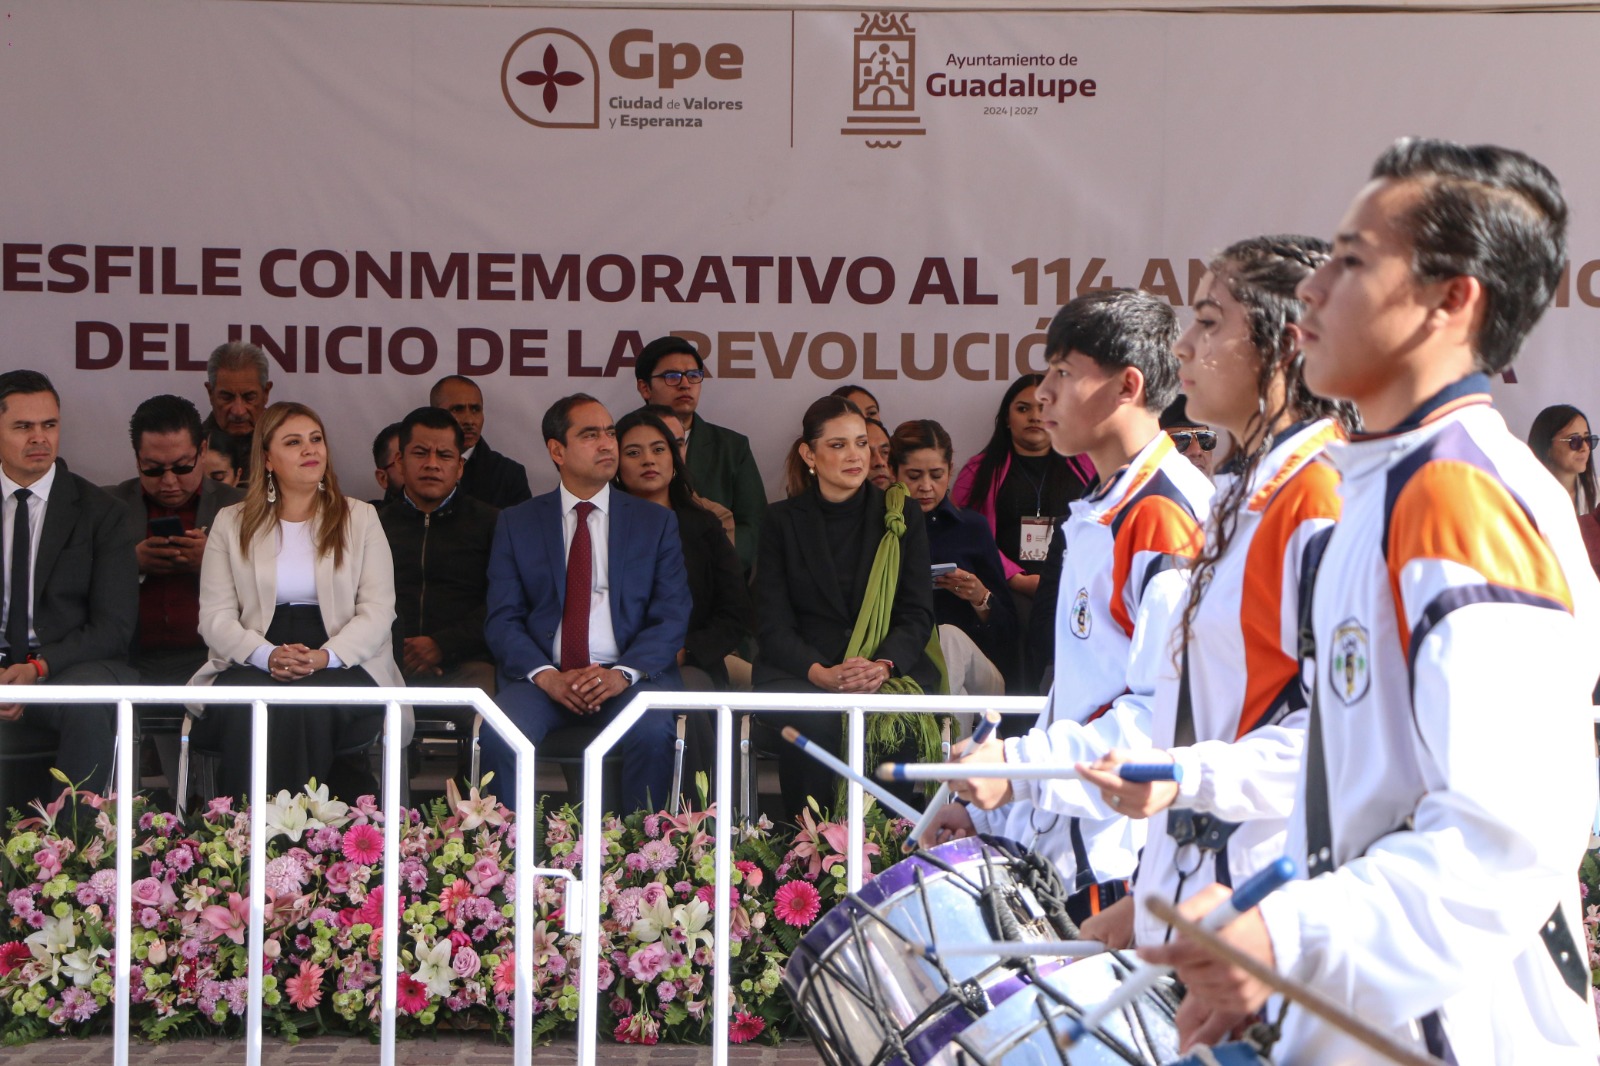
<box><xmin>753</xmin><ymin>484</ymin><xmax>938</xmax><ymax>692</ymax></box>
<box><xmin>675</xmin><ymin>501</ymin><xmax>754</xmax><ymax>684</ymax></box>
<box><xmin>16</xmin><ymin>461</ymin><xmax>139</xmax><ymax>673</ymax></box>
<box><xmin>459</xmin><ymin>437</ymin><xmax>532</xmax><ymax>511</ymax></box>
<box><xmin>377</xmin><ymin>490</ymin><xmax>499</xmax><ymax>667</ymax></box>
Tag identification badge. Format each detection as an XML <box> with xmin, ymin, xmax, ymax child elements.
<box><xmin>1019</xmin><ymin>516</ymin><xmax>1054</xmax><ymax>562</ymax></box>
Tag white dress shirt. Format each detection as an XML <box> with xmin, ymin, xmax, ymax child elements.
<box><xmin>532</xmin><ymin>483</ymin><xmax>637</xmax><ymax>684</ymax></box>
<box><xmin>1</xmin><ymin>461</ymin><xmax>58</xmax><ymax>654</ymax></box>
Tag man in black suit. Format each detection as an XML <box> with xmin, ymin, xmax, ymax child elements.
<box><xmin>0</xmin><ymin>370</ymin><xmax>139</xmax><ymax>809</ymax></box>
<box><xmin>430</xmin><ymin>375</ymin><xmax>532</xmax><ymax>509</ymax></box>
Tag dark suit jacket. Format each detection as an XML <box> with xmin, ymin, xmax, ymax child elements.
<box><xmin>675</xmin><ymin>501</ymin><xmax>754</xmax><ymax>684</ymax></box>
<box><xmin>484</xmin><ymin>487</ymin><xmax>690</xmax><ymax>685</ymax></box>
<box><xmin>753</xmin><ymin>484</ymin><xmax>938</xmax><ymax>691</ymax></box>
<box><xmin>23</xmin><ymin>460</ymin><xmax>139</xmax><ymax>674</ymax></box>
<box><xmin>460</xmin><ymin>437</ymin><xmax>533</xmax><ymax>511</ymax></box>
<box><xmin>106</xmin><ymin>475</ymin><xmax>244</xmax><ymax>541</ymax></box>
<box><xmin>684</xmin><ymin>416</ymin><xmax>766</xmax><ymax>572</ymax></box>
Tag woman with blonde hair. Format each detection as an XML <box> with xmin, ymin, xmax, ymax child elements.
<box><xmin>189</xmin><ymin>402</ymin><xmax>403</xmax><ymax>800</ymax></box>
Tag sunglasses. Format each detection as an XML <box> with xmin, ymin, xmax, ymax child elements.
<box><xmin>139</xmin><ymin>459</ymin><xmax>199</xmax><ymax>479</ymax></box>
<box><xmin>1168</xmin><ymin>430</ymin><xmax>1218</xmax><ymax>452</ymax></box>
<box><xmin>1560</xmin><ymin>433</ymin><xmax>1600</xmax><ymax>452</ymax></box>
<box><xmin>652</xmin><ymin>369</ymin><xmax>705</xmax><ymax>386</ymax></box>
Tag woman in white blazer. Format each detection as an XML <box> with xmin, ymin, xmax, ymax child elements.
<box><xmin>190</xmin><ymin>401</ymin><xmax>401</xmax><ymax>800</ymax></box>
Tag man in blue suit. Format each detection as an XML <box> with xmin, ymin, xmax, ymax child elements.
<box><xmin>482</xmin><ymin>394</ymin><xmax>690</xmax><ymax>814</ymax></box>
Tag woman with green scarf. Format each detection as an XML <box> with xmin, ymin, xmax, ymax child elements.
<box><xmin>754</xmin><ymin>395</ymin><xmax>941</xmax><ymax>824</ymax></box>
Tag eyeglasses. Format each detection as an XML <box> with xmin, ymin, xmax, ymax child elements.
<box><xmin>1168</xmin><ymin>430</ymin><xmax>1218</xmax><ymax>452</ymax></box>
<box><xmin>651</xmin><ymin>369</ymin><xmax>705</xmax><ymax>386</ymax></box>
<box><xmin>1561</xmin><ymin>433</ymin><xmax>1600</xmax><ymax>452</ymax></box>
<box><xmin>139</xmin><ymin>458</ymin><xmax>199</xmax><ymax>479</ymax></box>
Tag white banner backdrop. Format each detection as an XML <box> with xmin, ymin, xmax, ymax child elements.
<box><xmin>4</xmin><ymin>0</ymin><xmax>1600</xmax><ymax>495</ymax></box>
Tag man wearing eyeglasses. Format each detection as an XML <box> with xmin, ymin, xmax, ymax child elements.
<box><xmin>634</xmin><ymin>336</ymin><xmax>766</xmax><ymax>571</ymax></box>
<box><xmin>107</xmin><ymin>395</ymin><xmax>242</xmax><ymax>692</ymax></box>
<box><xmin>1160</xmin><ymin>395</ymin><xmax>1219</xmax><ymax>479</ymax></box>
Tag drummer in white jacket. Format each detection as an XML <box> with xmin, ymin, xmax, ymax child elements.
<box><xmin>923</xmin><ymin>288</ymin><xmax>1213</xmax><ymax>924</ymax></box>
<box><xmin>1075</xmin><ymin>235</ymin><xmax>1349</xmax><ymax>956</ymax></box>
<box><xmin>1144</xmin><ymin>139</ymin><xmax>1600</xmax><ymax>1065</ymax></box>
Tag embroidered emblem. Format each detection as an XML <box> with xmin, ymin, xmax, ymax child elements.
<box><xmin>1070</xmin><ymin>588</ymin><xmax>1092</xmax><ymax>639</ymax></box>
<box><xmin>1329</xmin><ymin>618</ymin><xmax>1371</xmax><ymax>705</ymax></box>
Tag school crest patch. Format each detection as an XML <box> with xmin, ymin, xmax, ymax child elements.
<box><xmin>1329</xmin><ymin>618</ymin><xmax>1370</xmax><ymax>705</ymax></box>
<box><xmin>1070</xmin><ymin>588</ymin><xmax>1092</xmax><ymax>639</ymax></box>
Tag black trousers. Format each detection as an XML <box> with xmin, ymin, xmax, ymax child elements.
<box><xmin>0</xmin><ymin>658</ymin><xmax>132</xmax><ymax>813</ymax></box>
<box><xmin>192</xmin><ymin>605</ymin><xmax>381</xmax><ymax>801</ymax></box>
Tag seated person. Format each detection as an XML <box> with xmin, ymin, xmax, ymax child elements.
<box><xmin>890</xmin><ymin>418</ymin><xmax>1017</xmax><ymax>693</ymax></box>
<box><xmin>614</xmin><ymin>408</ymin><xmax>755</xmax><ymax>784</ymax></box>
<box><xmin>378</xmin><ymin>407</ymin><xmax>499</xmax><ymax>761</ymax></box>
<box><xmin>106</xmin><ymin>394</ymin><xmax>244</xmax><ymax>783</ymax></box>
<box><xmin>198</xmin><ymin>427</ymin><xmax>242</xmax><ymax>488</ymax></box>
<box><xmin>201</xmin><ymin>341</ymin><xmax>272</xmax><ymax>491</ymax></box>
<box><xmin>190</xmin><ymin>402</ymin><xmax>403</xmax><ymax>801</ymax></box>
<box><xmin>482</xmin><ymin>395</ymin><xmax>690</xmax><ymax>814</ymax></box>
<box><xmin>754</xmin><ymin>395</ymin><xmax>939</xmax><ymax>823</ymax></box>
<box><xmin>431</xmin><ymin>375</ymin><xmax>532</xmax><ymax>509</ymax></box>
<box><xmin>0</xmin><ymin>370</ymin><xmax>138</xmax><ymax>812</ymax></box>
<box><xmin>370</xmin><ymin>421</ymin><xmax>404</xmax><ymax>506</ymax></box>
<box><xmin>634</xmin><ymin>336</ymin><xmax>765</xmax><ymax>571</ymax></box>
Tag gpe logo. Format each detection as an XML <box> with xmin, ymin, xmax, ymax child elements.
<box><xmin>502</xmin><ymin>27</ymin><xmax>744</xmax><ymax>130</ymax></box>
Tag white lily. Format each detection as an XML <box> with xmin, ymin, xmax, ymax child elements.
<box><xmin>630</xmin><ymin>895</ymin><xmax>674</xmax><ymax>944</ymax></box>
<box><xmin>263</xmin><ymin>790</ymin><xmax>311</xmax><ymax>843</ymax></box>
<box><xmin>302</xmin><ymin>780</ymin><xmax>350</xmax><ymax>828</ymax></box>
<box><xmin>679</xmin><ymin>897</ymin><xmax>714</xmax><ymax>954</ymax></box>
<box><xmin>60</xmin><ymin>944</ymin><xmax>110</xmax><ymax>987</ymax></box>
<box><xmin>25</xmin><ymin>915</ymin><xmax>77</xmax><ymax>983</ymax></box>
<box><xmin>412</xmin><ymin>938</ymin><xmax>455</xmax><ymax>999</ymax></box>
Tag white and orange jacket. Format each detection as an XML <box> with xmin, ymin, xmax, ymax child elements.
<box><xmin>970</xmin><ymin>432</ymin><xmax>1213</xmax><ymax>889</ymax></box>
<box><xmin>1132</xmin><ymin>419</ymin><xmax>1341</xmax><ymax>948</ymax></box>
<box><xmin>1256</xmin><ymin>378</ymin><xmax>1600</xmax><ymax>1064</ymax></box>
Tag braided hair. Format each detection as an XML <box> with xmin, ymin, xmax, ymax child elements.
<box><xmin>1177</xmin><ymin>235</ymin><xmax>1358</xmax><ymax>653</ymax></box>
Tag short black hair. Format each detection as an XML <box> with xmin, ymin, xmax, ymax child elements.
<box><xmin>0</xmin><ymin>369</ymin><xmax>60</xmax><ymax>415</ymax></box>
<box><xmin>634</xmin><ymin>335</ymin><xmax>704</xmax><ymax>381</ymax></box>
<box><xmin>398</xmin><ymin>406</ymin><xmax>465</xmax><ymax>451</ymax></box>
<box><xmin>1369</xmin><ymin>138</ymin><xmax>1567</xmax><ymax>375</ymax></box>
<box><xmin>371</xmin><ymin>422</ymin><xmax>404</xmax><ymax>469</ymax></box>
<box><xmin>1045</xmin><ymin>288</ymin><xmax>1179</xmax><ymax>412</ymax></box>
<box><xmin>1159</xmin><ymin>395</ymin><xmax>1203</xmax><ymax>430</ymax></box>
<box><xmin>428</xmin><ymin>374</ymin><xmax>481</xmax><ymax>406</ymax></box>
<box><xmin>542</xmin><ymin>393</ymin><xmax>603</xmax><ymax>446</ymax></box>
<box><xmin>129</xmin><ymin>394</ymin><xmax>204</xmax><ymax>452</ymax></box>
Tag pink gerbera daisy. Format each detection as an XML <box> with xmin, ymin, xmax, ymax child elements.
<box><xmin>396</xmin><ymin>973</ymin><xmax>430</xmax><ymax>1015</ymax></box>
<box><xmin>285</xmin><ymin>960</ymin><xmax>325</xmax><ymax>1011</ymax></box>
<box><xmin>341</xmin><ymin>823</ymin><xmax>384</xmax><ymax>865</ymax></box>
<box><xmin>730</xmin><ymin>1011</ymin><xmax>766</xmax><ymax>1043</ymax></box>
<box><xmin>773</xmin><ymin>880</ymin><xmax>821</xmax><ymax>927</ymax></box>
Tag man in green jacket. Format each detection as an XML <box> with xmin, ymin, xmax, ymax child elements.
<box><xmin>634</xmin><ymin>336</ymin><xmax>766</xmax><ymax>572</ymax></box>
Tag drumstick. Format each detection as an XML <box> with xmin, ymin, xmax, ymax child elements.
<box><xmin>1060</xmin><ymin>858</ymin><xmax>1295</xmax><ymax>1048</ymax></box>
<box><xmin>1144</xmin><ymin>895</ymin><xmax>1441</xmax><ymax>1066</ymax></box>
<box><xmin>781</xmin><ymin>726</ymin><xmax>923</xmax><ymax>823</ymax></box>
<box><xmin>918</xmin><ymin>939</ymin><xmax>1106</xmax><ymax>960</ymax></box>
<box><xmin>903</xmin><ymin>711</ymin><xmax>1003</xmax><ymax>852</ymax></box>
<box><xmin>879</xmin><ymin>762</ymin><xmax>1183</xmax><ymax>783</ymax></box>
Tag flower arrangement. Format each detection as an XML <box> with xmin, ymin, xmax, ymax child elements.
<box><xmin>0</xmin><ymin>774</ymin><xmax>910</xmax><ymax>1047</ymax></box>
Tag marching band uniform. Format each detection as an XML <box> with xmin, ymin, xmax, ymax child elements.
<box><xmin>1258</xmin><ymin>377</ymin><xmax>1600</xmax><ymax>1063</ymax></box>
<box><xmin>970</xmin><ymin>433</ymin><xmax>1212</xmax><ymax>903</ymax></box>
<box><xmin>1132</xmin><ymin>419</ymin><xmax>1341</xmax><ymax>949</ymax></box>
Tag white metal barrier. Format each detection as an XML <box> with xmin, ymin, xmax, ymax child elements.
<box><xmin>0</xmin><ymin>684</ymin><xmax>564</xmax><ymax>1066</ymax></box>
<box><xmin>574</xmin><ymin>692</ymin><xmax>1045</xmax><ymax>1066</ymax></box>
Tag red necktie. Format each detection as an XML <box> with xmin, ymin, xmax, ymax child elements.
<box><xmin>560</xmin><ymin>501</ymin><xmax>596</xmax><ymax>671</ymax></box>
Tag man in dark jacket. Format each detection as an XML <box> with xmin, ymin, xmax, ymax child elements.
<box><xmin>0</xmin><ymin>370</ymin><xmax>139</xmax><ymax>811</ymax></box>
<box><xmin>634</xmin><ymin>336</ymin><xmax>765</xmax><ymax>572</ymax></box>
<box><xmin>430</xmin><ymin>375</ymin><xmax>532</xmax><ymax>509</ymax></box>
<box><xmin>378</xmin><ymin>407</ymin><xmax>500</xmax><ymax>724</ymax></box>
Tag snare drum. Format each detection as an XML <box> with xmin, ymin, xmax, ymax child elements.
<box><xmin>782</xmin><ymin>835</ymin><xmax>1181</xmax><ymax>1066</ymax></box>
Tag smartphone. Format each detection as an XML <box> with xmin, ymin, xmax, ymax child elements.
<box><xmin>148</xmin><ymin>516</ymin><xmax>187</xmax><ymax>539</ymax></box>
<box><xmin>930</xmin><ymin>563</ymin><xmax>958</xmax><ymax>582</ymax></box>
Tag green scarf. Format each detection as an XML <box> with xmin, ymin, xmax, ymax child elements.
<box><xmin>845</xmin><ymin>483</ymin><xmax>949</xmax><ymax>768</ymax></box>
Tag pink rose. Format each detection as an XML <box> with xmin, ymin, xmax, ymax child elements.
<box><xmin>452</xmin><ymin>945</ymin><xmax>481</xmax><ymax>979</ymax></box>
